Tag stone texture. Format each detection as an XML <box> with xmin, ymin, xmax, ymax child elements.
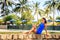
<box><xmin>0</xmin><ymin>34</ymin><xmax>60</xmax><ymax>40</ymax></box>
<box><xmin>13</xmin><ymin>34</ymin><xmax>18</xmax><ymax>39</ymax></box>
<box><xmin>6</xmin><ymin>34</ymin><xmax>12</xmax><ymax>39</ymax></box>
<box><xmin>19</xmin><ymin>34</ymin><xmax>24</xmax><ymax>40</ymax></box>
<box><xmin>1</xmin><ymin>34</ymin><xmax>7</xmax><ymax>40</ymax></box>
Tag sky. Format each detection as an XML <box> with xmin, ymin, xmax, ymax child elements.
<box><xmin>0</xmin><ymin>0</ymin><xmax>60</xmax><ymax>21</ymax></box>
<box><xmin>27</xmin><ymin>0</ymin><xmax>60</xmax><ymax>21</ymax></box>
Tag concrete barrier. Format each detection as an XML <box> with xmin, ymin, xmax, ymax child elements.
<box><xmin>0</xmin><ymin>25</ymin><xmax>7</xmax><ymax>29</ymax></box>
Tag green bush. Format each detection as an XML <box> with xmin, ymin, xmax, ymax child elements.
<box><xmin>3</xmin><ymin>15</ymin><xmax>12</xmax><ymax>22</ymax></box>
<box><xmin>14</xmin><ymin>19</ymin><xmax>22</xmax><ymax>25</ymax></box>
<box><xmin>0</xmin><ymin>19</ymin><xmax>4</xmax><ymax>25</ymax></box>
<box><xmin>3</xmin><ymin>14</ymin><xmax>22</xmax><ymax>25</ymax></box>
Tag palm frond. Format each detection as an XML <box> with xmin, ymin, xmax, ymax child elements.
<box><xmin>1</xmin><ymin>3</ymin><xmax>4</xmax><ymax>9</ymax></box>
<box><xmin>57</xmin><ymin>5</ymin><xmax>60</xmax><ymax>11</ymax></box>
<box><xmin>43</xmin><ymin>1</ymin><xmax>51</xmax><ymax>6</ymax></box>
<box><xmin>19</xmin><ymin>0</ymin><xmax>27</xmax><ymax>5</ymax></box>
<box><xmin>0</xmin><ymin>2</ymin><xmax>3</xmax><ymax>4</ymax></box>
<box><xmin>13</xmin><ymin>6</ymin><xmax>20</xmax><ymax>12</ymax></box>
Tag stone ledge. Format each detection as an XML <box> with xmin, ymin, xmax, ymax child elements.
<box><xmin>0</xmin><ymin>34</ymin><xmax>60</xmax><ymax>40</ymax></box>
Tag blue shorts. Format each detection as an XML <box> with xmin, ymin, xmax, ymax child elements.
<box><xmin>36</xmin><ymin>29</ymin><xmax>43</xmax><ymax>34</ymax></box>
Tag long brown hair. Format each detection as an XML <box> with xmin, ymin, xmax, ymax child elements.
<box><xmin>42</xmin><ymin>18</ymin><xmax>47</xmax><ymax>24</ymax></box>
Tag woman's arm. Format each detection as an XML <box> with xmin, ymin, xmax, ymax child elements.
<box><xmin>45</xmin><ymin>24</ymin><xmax>50</xmax><ymax>38</ymax></box>
<box><xmin>45</xmin><ymin>24</ymin><xmax>48</xmax><ymax>35</ymax></box>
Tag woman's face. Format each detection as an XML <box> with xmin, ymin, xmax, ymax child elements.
<box><xmin>42</xmin><ymin>19</ymin><xmax>45</xmax><ymax>23</ymax></box>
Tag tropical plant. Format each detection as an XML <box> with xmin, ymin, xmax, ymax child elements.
<box><xmin>0</xmin><ymin>19</ymin><xmax>4</xmax><ymax>25</ymax></box>
<box><xmin>44</xmin><ymin>0</ymin><xmax>60</xmax><ymax>30</ymax></box>
<box><xmin>56</xmin><ymin>16</ymin><xmax>60</xmax><ymax>20</ymax></box>
<box><xmin>3</xmin><ymin>15</ymin><xmax>12</xmax><ymax>21</ymax></box>
<box><xmin>21</xmin><ymin>11</ymin><xmax>34</xmax><ymax>24</ymax></box>
<box><xmin>32</xmin><ymin>2</ymin><xmax>45</xmax><ymax>21</ymax></box>
<box><xmin>13</xmin><ymin>0</ymin><xmax>29</xmax><ymax>13</ymax></box>
<box><xmin>44</xmin><ymin>6</ymin><xmax>51</xmax><ymax>18</ymax></box>
<box><xmin>33</xmin><ymin>2</ymin><xmax>43</xmax><ymax>21</ymax></box>
<box><xmin>0</xmin><ymin>0</ymin><xmax>13</xmax><ymax>16</ymax></box>
<box><xmin>3</xmin><ymin>14</ymin><xmax>20</xmax><ymax>23</ymax></box>
<box><xmin>57</xmin><ymin>1</ymin><xmax>60</xmax><ymax>11</ymax></box>
<box><xmin>13</xmin><ymin>0</ymin><xmax>33</xmax><ymax>29</ymax></box>
<box><xmin>13</xmin><ymin>0</ymin><xmax>32</xmax><ymax>20</ymax></box>
<box><xmin>22</xmin><ymin>11</ymin><xmax>34</xmax><ymax>20</ymax></box>
<box><xmin>14</xmin><ymin>19</ymin><xmax>22</xmax><ymax>26</ymax></box>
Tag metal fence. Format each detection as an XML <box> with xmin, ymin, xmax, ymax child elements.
<box><xmin>7</xmin><ymin>24</ymin><xmax>60</xmax><ymax>30</ymax></box>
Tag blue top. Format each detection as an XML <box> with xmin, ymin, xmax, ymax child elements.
<box><xmin>36</xmin><ymin>23</ymin><xmax>45</xmax><ymax>34</ymax></box>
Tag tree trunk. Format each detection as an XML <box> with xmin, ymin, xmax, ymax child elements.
<box><xmin>37</xmin><ymin>13</ymin><xmax>38</xmax><ymax>21</ymax></box>
<box><xmin>21</xmin><ymin>8</ymin><xmax>24</xmax><ymax>30</ymax></box>
<box><xmin>53</xmin><ymin>6</ymin><xmax>55</xmax><ymax>30</ymax></box>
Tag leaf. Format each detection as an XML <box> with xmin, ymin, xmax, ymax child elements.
<box><xmin>19</xmin><ymin>0</ymin><xmax>27</xmax><ymax>5</ymax></box>
<box><xmin>0</xmin><ymin>2</ymin><xmax>3</xmax><ymax>4</ymax></box>
<box><xmin>57</xmin><ymin>5</ymin><xmax>60</xmax><ymax>11</ymax></box>
<box><xmin>14</xmin><ymin>7</ymin><xmax>20</xmax><ymax>12</ymax></box>
<box><xmin>1</xmin><ymin>3</ymin><xmax>4</xmax><ymax>9</ymax></box>
<box><xmin>43</xmin><ymin>1</ymin><xmax>51</xmax><ymax>6</ymax></box>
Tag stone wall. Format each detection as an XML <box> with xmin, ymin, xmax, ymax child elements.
<box><xmin>0</xmin><ymin>34</ymin><xmax>60</xmax><ymax>40</ymax></box>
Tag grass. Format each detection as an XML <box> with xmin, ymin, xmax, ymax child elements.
<box><xmin>0</xmin><ymin>32</ymin><xmax>60</xmax><ymax>34</ymax></box>
<box><xmin>42</xmin><ymin>32</ymin><xmax>60</xmax><ymax>34</ymax></box>
<box><xmin>0</xmin><ymin>32</ymin><xmax>22</xmax><ymax>34</ymax></box>
<box><xmin>50</xmin><ymin>32</ymin><xmax>60</xmax><ymax>34</ymax></box>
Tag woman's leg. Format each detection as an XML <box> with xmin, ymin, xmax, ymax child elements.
<box><xmin>24</xmin><ymin>25</ymin><xmax>36</xmax><ymax>34</ymax></box>
<box><xmin>29</xmin><ymin>26</ymin><xmax>36</xmax><ymax>33</ymax></box>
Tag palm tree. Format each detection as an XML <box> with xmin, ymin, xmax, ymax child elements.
<box><xmin>13</xmin><ymin>0</ymin><xmax>32</xmax><ymax>22</ymax></box>
<box><xmin>57</xmin><ymin>4</ymin><xmax>60</xmax><ymax>11</ymax></box>
<box><xmin>14</xmin><ymin>0</ymin><xmax>30</xmax><ymax>17</ymax></box>
<box><xmin>0</xmin><ymin>0</ymin><xmax>13</xmax><ymax>16</ymax></box>
<box><xmin>0</xmin><ymin>0</ymin><xmax>14</xmax><ymax>24</ymax></box>
<box><xmin>13</xmin><ymin>0</ymin><xmax>31</xmax><ymax>29</ymax></box>
<box><xmin>33</xmin><ymin>2</ymin><xmax>44</xmax><ymax>21</ymax></box>
<box><xmin>44</xmin><ymin>0</ymin><xmax>60</xmax><ymax>30</ymax></box>
<box><xmin>44</xmin><ymin>5</ymin><xmax>51</xmax><ymax>19</ymax></box>
<box><xmin>13</xmin><ymin>0</ymin><xmax>32</xmax><ymax>21</ymax></box>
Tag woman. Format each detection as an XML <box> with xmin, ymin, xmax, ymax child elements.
<box><xmin>25</xmin><ymin>18</ymin><xmax>48</xmax><ymax>36</ymax></box>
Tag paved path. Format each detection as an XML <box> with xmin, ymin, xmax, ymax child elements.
<box><xmin>0</xmin><ymin>29</ymin><xmax>60</xmax><ymax>33</ymax></box>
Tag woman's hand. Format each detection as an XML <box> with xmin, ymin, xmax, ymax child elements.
<box><xmin>46</xmin><ymin>34</ymin><xmax>49</xmax><ymax>37</ymax></box>
<box><xmin>45</xmin><ymin>33</ymin><xmax>50</xmax><ymax>38</ymax></box>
